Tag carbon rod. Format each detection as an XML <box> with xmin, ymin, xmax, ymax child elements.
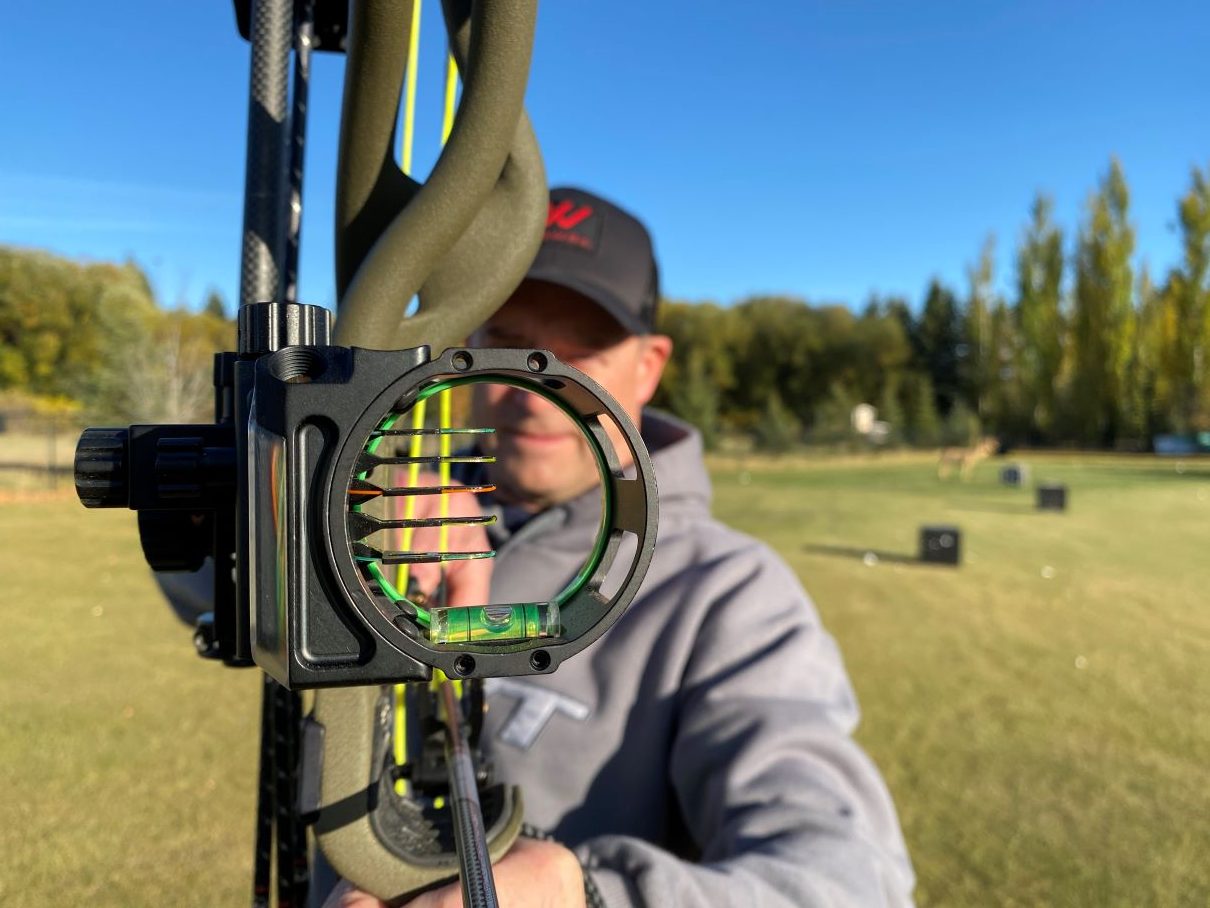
<box><xmin>439</xmin><ymin>681</ymin><xmax>499</xmax><ymax>908</ymax></box>
<box><xmin>239</xmin><ymin>0</ymin><xmax>293</xmax><ymax>307</ymax></box>
<box><xmin>284</xmin><ymin>0</ymin><xmax>315</xmax><ymax>302</ymax></box>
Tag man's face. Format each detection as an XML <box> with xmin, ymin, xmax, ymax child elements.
<box><xmin>469</xmin><ymin>280</ymin><xmax>671</xmax><ymax>511</ymax></box>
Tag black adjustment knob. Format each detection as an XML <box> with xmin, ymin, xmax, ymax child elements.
<box><xmin>153</xmin><ymin>435</ymin><xmax>236</xmax><ymax>504</ymax></box>
<box><xmin>238</xmin><ymin>301</ymin><xmax>332</xmax><ymax>356</ymax></box>
<box><xmin>155</xmin><ymin>437</ymin><xmax>208</xmax><ymax>501</ymax></box>
<box><xmin>74</xmin><ymin>428</ymin><xmax>130</xmax><ymax>508</ymax></box>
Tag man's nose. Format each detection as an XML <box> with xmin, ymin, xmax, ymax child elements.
<box><xmin>505</xmin><ymin>385</ymin><xmax>564</xmax><ymax>419</ymax></box>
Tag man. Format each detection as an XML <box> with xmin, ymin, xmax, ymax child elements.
<box><xmin>335</xmin><ymin>187</ymin><xmax>915</xmax><ymax>907</ymax></box>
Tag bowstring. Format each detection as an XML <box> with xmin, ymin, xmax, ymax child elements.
<box><xmin>393</xmin><ymin>0</ymin><xmax>463</xmax><ymax>794</ymax></box>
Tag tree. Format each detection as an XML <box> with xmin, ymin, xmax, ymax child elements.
<box><xmin>1166</xmin><ymin>165</ymin><xmax>1210</xmax><ymax>430</ymax></box>
<box><xmin>883</xmin><ymin>296</ymin><xmax>921</xmax><ymax>369</ymax></box>
<box><xmin>1070</xmin><ymin>159</ymin><xmax>1136</xmax><ymax>445</ymax></box>
<box><xmin>0</xmin><ymin>247</ymin><xmax>236</xmax><ymax>424</ymax></box>
<box><xmin>983</xmin><ymin>300</ymin><xmax>1023</xmax><ymax>437</ymax></box>
<box><xmin>0</xmin><ymin>248</ymin><xmax>158</xmax><ymax>400</ymax></box>
<box><xmin>942</xmin><ymin>398</ymin><xmax>981</xmax><ymax>447</ymax></box>
<box><xmin>751</xmin><ymin>391</ymin><xmax>801</xmax><ymax>453</ymax></box>
<box><xmin>88</xmin><ymin>307</ymin><xmax>233</xmax><ymax>424</ymax></box>
<box><xmin>1014</xmin><ymin>194</ymin><xmax>1066</xmax><ymax>440</ymax></box>
<box><xmin>903</xmin><ymin>373</ymin><xmax>942</xmax><ymax>447</ymax></box>
<box><xmin>203</xmin><ymin>287</ymin><xmax>228</xmax><ymax>320</ymax></box>
<box><xmin>666</xmin><ymin>347</ymin><xmax>721</xmax><ymax>450</ymax></box>
<box><xmin>722</xmin><ymin>297</ymin><xmax>818</xmax><ymax>428</ymax></box>
<box><xmin>876</xmin><ymin>375</ymin><xmax>905</xmax><ymax>446</ymax></box>
<box><xmin>917</xmin><ymin>279</ymin><xmax>964</xmax><ymax>418</ymax></box>
<box><xmin>809</xmin><ymin>382</ymin><xmax>860</xmax><ymax>446</ymax></box>
<box><xmin>654</xmin><ymin>299</ymin><xmax>745</xmax><ymax>436</ymax></box>
<box><xmin>963</xmin><ymin>235</ymin><xmax>999</xmax><ymax>421</ymax></box>
<box><xmin>851</xmin><ymin>306</ymin><xmax>911</xmax><ymax>405</ymax></box>
<box><xmin>1122</xmin><ymin>265</ymin><xmax>1162</xmax><ymax>440</ymax></box>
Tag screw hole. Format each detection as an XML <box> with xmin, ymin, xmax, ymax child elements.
<box><xmin>529</xmin><ymin>650</ymin><xmax>551</xmax><ymax>671</ymax></box>
<box><xmin>542</xmin><ymin>378</ymin><xmax>566</xmax><ymax>390</ymax></box>
<box><xmin>453</xmin><ymin>654</ymin><xmax>476</xmax><ymax>676</ymax></box>
<box><xmin>269</xmin><ymin>347</ymin><xmax>326</xmax><ymax>383</ymax></box>
<box><xmin>527</xmin><ymin>352</ymin><xmax>548</xmax><ymax>373</ymax></box>
<box><xmin>452</xmin><ymin>351</ymin><xmax>473</xmax><ymax>372</ymax></box>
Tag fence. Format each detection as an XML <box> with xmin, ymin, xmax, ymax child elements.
<box><xmin>0</xmin><ymin>408</ymin><xmax>80</xmax><ymax>495</ymax></box>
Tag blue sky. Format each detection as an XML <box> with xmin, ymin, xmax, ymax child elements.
<box><xmin>2</xmin><ymin>1</ymin><xmax>1207</xmax><ymax>313</ymax></box>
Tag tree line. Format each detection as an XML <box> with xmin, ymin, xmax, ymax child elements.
<box><xmin>652</xmin><ymin>158</ymin><xmax>1210</xmax><ymax>451</ymax></box>
<box><xmin>0</xmin><ymin>246</ymin><xmax>233</xmax><ymax>425</ymax></box>
<box><xmin>2</xmin><ymin>157</ymin><xmax>1208</xmax><ymax>449</ymax></box>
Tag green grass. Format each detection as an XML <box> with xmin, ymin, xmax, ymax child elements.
<box><xmin>711</xmin><ymin>452</ymin><xmax>1210</xmax><ymax>907</ymax></box>
<box><xmin>0</xmin><ymin>503</ymin><xmax>261</xmax><ymax>906</ymax></box>
<box><xmin>3</xmin><ymin>453</ymin><xmax>1208</xmax><ymax>905</ymax></box>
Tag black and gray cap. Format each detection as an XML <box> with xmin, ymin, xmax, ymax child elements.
<box><xmin>522</xmin><ymin>186</ymin><xmax>660</xmax><ymax>334</ymax></box>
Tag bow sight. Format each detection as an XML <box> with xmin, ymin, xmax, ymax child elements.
<box><xmin>70</xmin><ymin>0</ymin><xmax>658</xmax><ymax>904</ymax></box>
<box><xmin>76</xmin><ymin>303</ymin><xmax>656</xmax><ymax>687</ymax></box>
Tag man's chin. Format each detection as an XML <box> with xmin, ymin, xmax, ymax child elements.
<box><xmin>490</xmin><ymin>468</ymin><xmax>602</xmax><ymax>512</ymax></box>
<box><xmin>496</xmin><ymin>477</ymin><xmax>568</xmax><ymax>508</ymax></box>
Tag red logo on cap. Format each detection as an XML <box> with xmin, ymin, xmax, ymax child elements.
<box><xmin>547</xmin><ymin>201</ymin><xmax>594</xmax><ymax>230</ymax></box>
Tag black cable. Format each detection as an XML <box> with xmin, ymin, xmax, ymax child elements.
<box><xmin>252</xmin><ymin>676</ymin><xmax>275</xmax><ymax>908</ymax></box>
<box><xmin>283</xmin><ymin>686</ymin><xmax>310</xmax><ymax>905</ymax></box>
<box><xmin>272</xmin><ymin>682</ymin><xmax>309</xmax><ymax>907</ymax></box>
<box><xmin>253</xmin><ymin>678</ymin><xmax>309</xmax><ymax>908</ymax></box>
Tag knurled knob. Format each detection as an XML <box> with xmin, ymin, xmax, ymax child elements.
<box><xmin>238</xmin><ymin>301</ymin><xmax>332</xmax><ymax>356</ymax></box>
<box><xmin>74</xmin><ymin>428</ymin><xmax>130</xmax><ymax>508</ymax></box>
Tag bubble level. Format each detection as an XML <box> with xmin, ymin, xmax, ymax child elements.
<box><xmin>430</xmin><ymin>602</ymin><xmax>560</xmax><ymax>645</ymax></box>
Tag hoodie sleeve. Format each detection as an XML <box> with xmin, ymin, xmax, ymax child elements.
<box><xmin>574</xmin><ymin>543</ymin><xmax>915</xmax><ymax>907</ymax></box>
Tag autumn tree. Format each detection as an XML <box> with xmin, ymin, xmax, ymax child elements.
<box><xmin>962</xmin><ymin>235</ymin><xmax>998</xmax><ymax>421</ymax></box>
<box><xmin>1070</xmin><ymin>159</ymin><xmax>1136</xmax><ymax>445</ymax></box>
<box><xmin>1014</xmin><ymin>195</ymin><xmax>1066</xmax><ymax>440</ymax></box>
<box><xmin>1164</xmin><ymin>165</ymin><xmax>1210</xmax><ymax>430</ymax></box>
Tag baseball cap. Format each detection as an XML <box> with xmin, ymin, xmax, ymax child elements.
<box><xmin>522</xmin><ymin>186</ymin><xmax>660</xmax><ymax>335</ymax></box>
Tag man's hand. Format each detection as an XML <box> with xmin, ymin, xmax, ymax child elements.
<box><xmin>324</xmin><ymin>837</ymin><xmax>587</xmax><ymax>908</ymax></box>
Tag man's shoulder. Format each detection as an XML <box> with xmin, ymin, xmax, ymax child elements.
<box><xmin>659</xmin><ymin>502</ymin><xmax>785</xmax><ymax>566</ymax></box>
<box><xmin>647</xmin><ymin>507</ymin><xmax>809</xmax><ymax>613</ymax></box>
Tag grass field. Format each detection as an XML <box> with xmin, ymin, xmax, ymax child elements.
<box><xmin>2</xmin><ymin>451</ymin><xmax>1208</xmax><ymax>905</ymax></box>
<box><xmin>713</xmin><ymin>452</ymin><xmax>1210</xmax><ymax>907</ymax></box>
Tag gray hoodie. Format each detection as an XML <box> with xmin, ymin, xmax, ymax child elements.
<box><xmin>156</xmin><ymin>409</ymin><xmax>915</xmax><ymax>906</ymax></box>
<box><xmin>476</xmin><ymin>410</ymin><xmax>915</xmax><ymax>907</ymax></box>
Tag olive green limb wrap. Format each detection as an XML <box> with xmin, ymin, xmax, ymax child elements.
<box><xmin>313</xmin><ymin>0</ymin><xmax>544</xmax><ymax>900</ymax></box>
<box><xmin>332</xmin><ymin>0</ymin><xmax>548</xmax><ymax>352</ymax></box>
<box><xmin>312</xmin><ymin>686</ymin><xmax>525</xmax><ymax>902</ymax></box>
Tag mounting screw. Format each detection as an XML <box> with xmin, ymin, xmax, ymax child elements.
<box><xmin>529</xmin><ymin>650</ymin><xmax>551</xmax><ymax>671</ymax></box>
<box><xmin>193</xmin><ymin>613</ymin><xmax>221</xmax><ymax>659</ymax></box>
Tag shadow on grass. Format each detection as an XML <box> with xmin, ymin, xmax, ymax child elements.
<box><xmin>1086</xmin><ymin>467</ymin><xmax>1210</xmax><ymax>482</ymax></box>
<box><xmin>946</xmin><ymin>500</ymin><xmax>1038</xmax><ymax>515</ymax></box>
<box><xmin>803</xmin><ymin>543</ymin><xmax>939</xmax><ymax>567</ymax></box>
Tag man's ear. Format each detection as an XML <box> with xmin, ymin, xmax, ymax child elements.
<box><xmin>635</xmin><ymin>334</ymin><xmax>673</xmax><ymax>407</ymax></box>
